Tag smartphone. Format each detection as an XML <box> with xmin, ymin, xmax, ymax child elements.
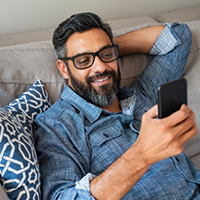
<box><xmin>157</xmin><ymin>78</ymin><xmax>187</xmax><ymax>118</ymax></box>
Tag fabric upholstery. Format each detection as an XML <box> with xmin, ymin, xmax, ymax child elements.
<box><xmin>0</xmin><ymin>41</ymin><xmax>65</xmax><ymax>107</ymax></box>
<box><xmin>156</xmin><ymin>6</ymin><xmax>200</xmax><ymax>23</ymax></box>
<box><xmin>0</xmin><ymin>185</ymin><xmax>9</xmax><ymax>200</ymax></box>
<box><xmin>0</xmin><ymin>29</ymin><xmax>54</xmax><ymax>48</ymax></box>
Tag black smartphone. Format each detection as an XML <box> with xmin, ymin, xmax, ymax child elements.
<box><xmin>157</xmin><ymin>78</ymin><xmax>187</xmax><ymax>118</ymax></box>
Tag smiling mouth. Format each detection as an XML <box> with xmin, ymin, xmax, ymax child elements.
<box><xmin>93</xmin><ymin>76</ymin><xmax>110</xmax><ymax>83</ymax></box>
<box><xmin>87</xmin><ymin>71</ymin><xmax>114</xmax><ymax>85</ymax></box>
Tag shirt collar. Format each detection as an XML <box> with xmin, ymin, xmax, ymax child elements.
<box><xmin>120</xmin><ymin>95</ymin><xmax>137</xmax><ymax>115</ymax></box>
<box><xmin>60</xmin><ymin>85</ymin><xmax>137</xmax><ymax>122</ymax></box>
<box><xmin>60</xmin><ymin>86</ymin><xmax>103</xmax><ymax>123</ymax></box>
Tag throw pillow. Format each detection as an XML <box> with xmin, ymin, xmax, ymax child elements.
<box><xmin>0</xmin><ymin>79</ymin><xmax>51</xmax><ymax>200</ymax></box>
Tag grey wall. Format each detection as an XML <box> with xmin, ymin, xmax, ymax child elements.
<box><xmin>1</xmin><ymin>0</ymin><xmax>200</xmax><ymax>36</ymax></box>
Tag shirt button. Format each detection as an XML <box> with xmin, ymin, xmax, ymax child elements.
<box><xmin>175</xmin><ymin>157</ymin><xmax>179</xmax><ymax>162</ymax></box>
<box><xmin>103</xmin><ymin>133</ymin><xmax>109</xmax><ymax>138</ymax></box>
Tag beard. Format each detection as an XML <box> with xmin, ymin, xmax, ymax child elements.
<box><xmin>67</xmin><ymin>67</ymin><xmax>120</xmax><ymax>107</ymax></box>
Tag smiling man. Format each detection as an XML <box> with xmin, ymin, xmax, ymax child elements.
<box><xmin>57</xmin><ymin>28</ymin><xmax>121</xmax><ymax>112</ymax></box>
<box><xmin>34</xmin><ymin>12</ymin><xmax>200</xmax><ymax>199</ymax></box>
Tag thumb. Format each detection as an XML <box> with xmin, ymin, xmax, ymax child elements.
<box><xmin>146</xmin><ymin>105</ymin><xmax>158</xmax><ymax>119</ymax></box>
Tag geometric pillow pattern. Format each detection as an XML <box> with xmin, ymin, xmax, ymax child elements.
<box><xmin>0</xmin><ymin>80</ymin><xmax>51</xmax><ymax>200</ymax></box>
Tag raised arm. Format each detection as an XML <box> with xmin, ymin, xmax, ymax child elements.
<box><xmin>114</xmin><ymin>25</ymin><xmax>165</xmax><ymax>56</ymax></box>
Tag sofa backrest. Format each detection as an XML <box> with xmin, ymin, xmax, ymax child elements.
<box><xmin>0</xmin><ymin>17</ymin><xmax>157</xmax><ymax>107</ymax></box>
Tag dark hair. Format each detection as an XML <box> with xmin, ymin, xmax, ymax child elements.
<box><xmin>52</xmin><ymin>12</ymin><xmax>114</xmax><ymax>59</ymax></box>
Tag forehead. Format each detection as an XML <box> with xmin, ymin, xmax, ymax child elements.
<box><xmin>66</xmin><ymin>28</ymin><xmax>112</xmax><ymax>57</ymax></box>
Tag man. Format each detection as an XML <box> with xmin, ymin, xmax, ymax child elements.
<box><xmin>34</xmin><ymin>12</ymin><xmax>200</xmax><ymax>199</ymax></box>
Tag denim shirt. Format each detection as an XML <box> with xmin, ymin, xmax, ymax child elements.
<box><xmin>35</xmin><ymin>23</ymin><xmax>200</xmax><ymax>200</ymax></box>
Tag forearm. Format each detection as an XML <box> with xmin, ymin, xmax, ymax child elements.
<box><xmin>114</xmin><ymin>25</ymin><xmax>165</xmax><ymax>56</ymax></box>
<box><xmin>90</xmin><ymin>144</ymin><xmax>151</xmax><ymax>200</ymax></box>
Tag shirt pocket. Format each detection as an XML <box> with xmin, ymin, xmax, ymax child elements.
<box><xmin>88</xmin><ymin>121</ymin><xmax>125</xmax><ymax>174</ymax></box>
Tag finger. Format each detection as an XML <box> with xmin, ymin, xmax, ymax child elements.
<box><xmin>162</xmin><ymin>104</ymin><xmax>190</xmax><ymax>127</ymax></box>
<box><xmin>172</xmin><ymin>109</ymin><xmax>196</xmax><ymax>138</ymax></box>
<box><xmin>177</xmin><ymin>122</ymin><xmax>198</xmax><ymax>145</ymax></box>
<box><xmin>145</xmin><ymin>105</ymin><xmax>158</xmax><ymax>119</ymax></box>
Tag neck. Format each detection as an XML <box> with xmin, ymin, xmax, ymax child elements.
<box><xmin>100</xmin><ymin>98</ymin><xmax>122</xmax><ymax>113</ymax></box>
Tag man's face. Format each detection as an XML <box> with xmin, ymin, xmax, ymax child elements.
<box><xmin>60</xmin><ymin>28</ymin><xmax>120</xmax><ymax>107</ymax></box>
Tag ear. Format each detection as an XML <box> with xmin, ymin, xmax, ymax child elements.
<box><xmin>57</xmin><ymin>59</ymin><xmax>69</xmax><ymax>79</ymax></box>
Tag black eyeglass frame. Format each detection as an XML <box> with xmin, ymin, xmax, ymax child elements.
<box><xmin>59</xmin><ymin>44</ymin><xmax>119</xmax><ymax>70</ymax></box>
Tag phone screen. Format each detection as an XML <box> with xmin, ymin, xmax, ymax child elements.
<box><xmin>157</xmin><ymin>78</ymin><xmax>187</xmax><ymax>118</ymax></box>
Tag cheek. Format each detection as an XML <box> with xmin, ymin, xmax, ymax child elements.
<box><xmin>78</xmin><ymin>72</ymin><xmax>90</xmax><ymax>82</ymax></box>
<box><xmin>109</xmin><ymin>61</ymin><xmax>118</xmax><ymax>74</ymax></box>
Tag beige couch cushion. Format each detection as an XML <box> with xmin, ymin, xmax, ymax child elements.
<box><xmin>156</xmin><ymin>6</ymin><xmax>200</xmax><ymax>23</ymax></box>
<box><xmin>0</xmin><ymin>29</ymin><xmax>54</xmax><ymax>48</ymax></box>
<box><xmin>0</xmin><ymin>41</ymin><xmax>66</xmax><ymax>106</ymax></box>
<box><xmin>108</xmin><ymin>16</ymin><xmax>157</xmax><ymax>31</ymax></box>
<box><xmin>0</xmin><ymin>185</ymin><xmax>9</xmax><ymax>200</ymax></box>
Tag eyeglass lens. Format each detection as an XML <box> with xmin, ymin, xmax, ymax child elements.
<box><xmin>74</xmin><ymin>46</ymin><xmax>118</xmax><ymax>69</ymax></box>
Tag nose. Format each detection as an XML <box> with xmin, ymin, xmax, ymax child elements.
<box><xmin>90</xmin><ymin>55</ymin><xmax>109</xmax><ymax>73</ymax></box>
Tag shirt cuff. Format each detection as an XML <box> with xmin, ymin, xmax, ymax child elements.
<box><xmin>75</xmin><ymin>173</ymin><xmax>97</xmax><ymax>192</ymax></box>
<box><xmin>149</xmin><ymin>22</ymin><xmax>181</xmax><ymax>55</ymax></box>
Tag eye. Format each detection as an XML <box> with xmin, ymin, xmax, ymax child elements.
<box><xmin>100</xmin><ymin>48</ymin><xmax>115</xmax><ymax>61</ymax></box>
<box><xmin>75</xmin><ymin>55</ymin><xmax>92</xmax><ymax>67</ymax></box>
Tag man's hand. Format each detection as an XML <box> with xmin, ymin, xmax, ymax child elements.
<box><xmin>91</xmin><ymin>104</ymin><xmax>197</xmax><ymax>200</ymax></box>
<box><xmin>134</xmin><ymin>104</ymin><xmax>198</xmax><ymax>166</ymax></box>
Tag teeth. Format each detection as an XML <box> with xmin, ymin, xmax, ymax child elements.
<box><xmin>94</xmin><ymin>77</ymin><xmax>109</xmax><ymax>82</ymax></box>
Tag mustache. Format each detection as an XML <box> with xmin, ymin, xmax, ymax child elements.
<box><xmin>86</xmin><ymin>70</ymin><xmax>116</xmax><ymax>83</ymax></box>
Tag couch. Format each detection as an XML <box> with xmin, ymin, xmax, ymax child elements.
<box><xmin>0</xmin><ymin>6</ymin><xmax>200</xmax><ymax>200</ymax></box>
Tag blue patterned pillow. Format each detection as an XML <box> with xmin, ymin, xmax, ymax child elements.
<box><xmin>0</xmin><ymin>79</ymin><xmax>51</xmax><ymax>200</ymax></box>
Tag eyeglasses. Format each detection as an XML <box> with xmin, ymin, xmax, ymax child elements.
<box><xmin>60</xmin><ymin>44</ymin><xmax>119</xmax><ymax>70</ymax></box>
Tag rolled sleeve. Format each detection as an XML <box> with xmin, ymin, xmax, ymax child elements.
<box><xmin>149</xmin><ymin>22</ymin><xmax>181</xmax><ymax>55</ymax></box>
<box><xmin>53</xmin><ymin>173</ymin><xmax>97</xmax><ymax>200</ymax></box>
<box><xmin>75</xmin><ymin>173</ymin><xmax>97</xmax><ymax>192</ymax></box>
<box><xmin>52</xmin><ymin>187</ymin><xmax>96</xmax><ymax>200</ymax></box>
